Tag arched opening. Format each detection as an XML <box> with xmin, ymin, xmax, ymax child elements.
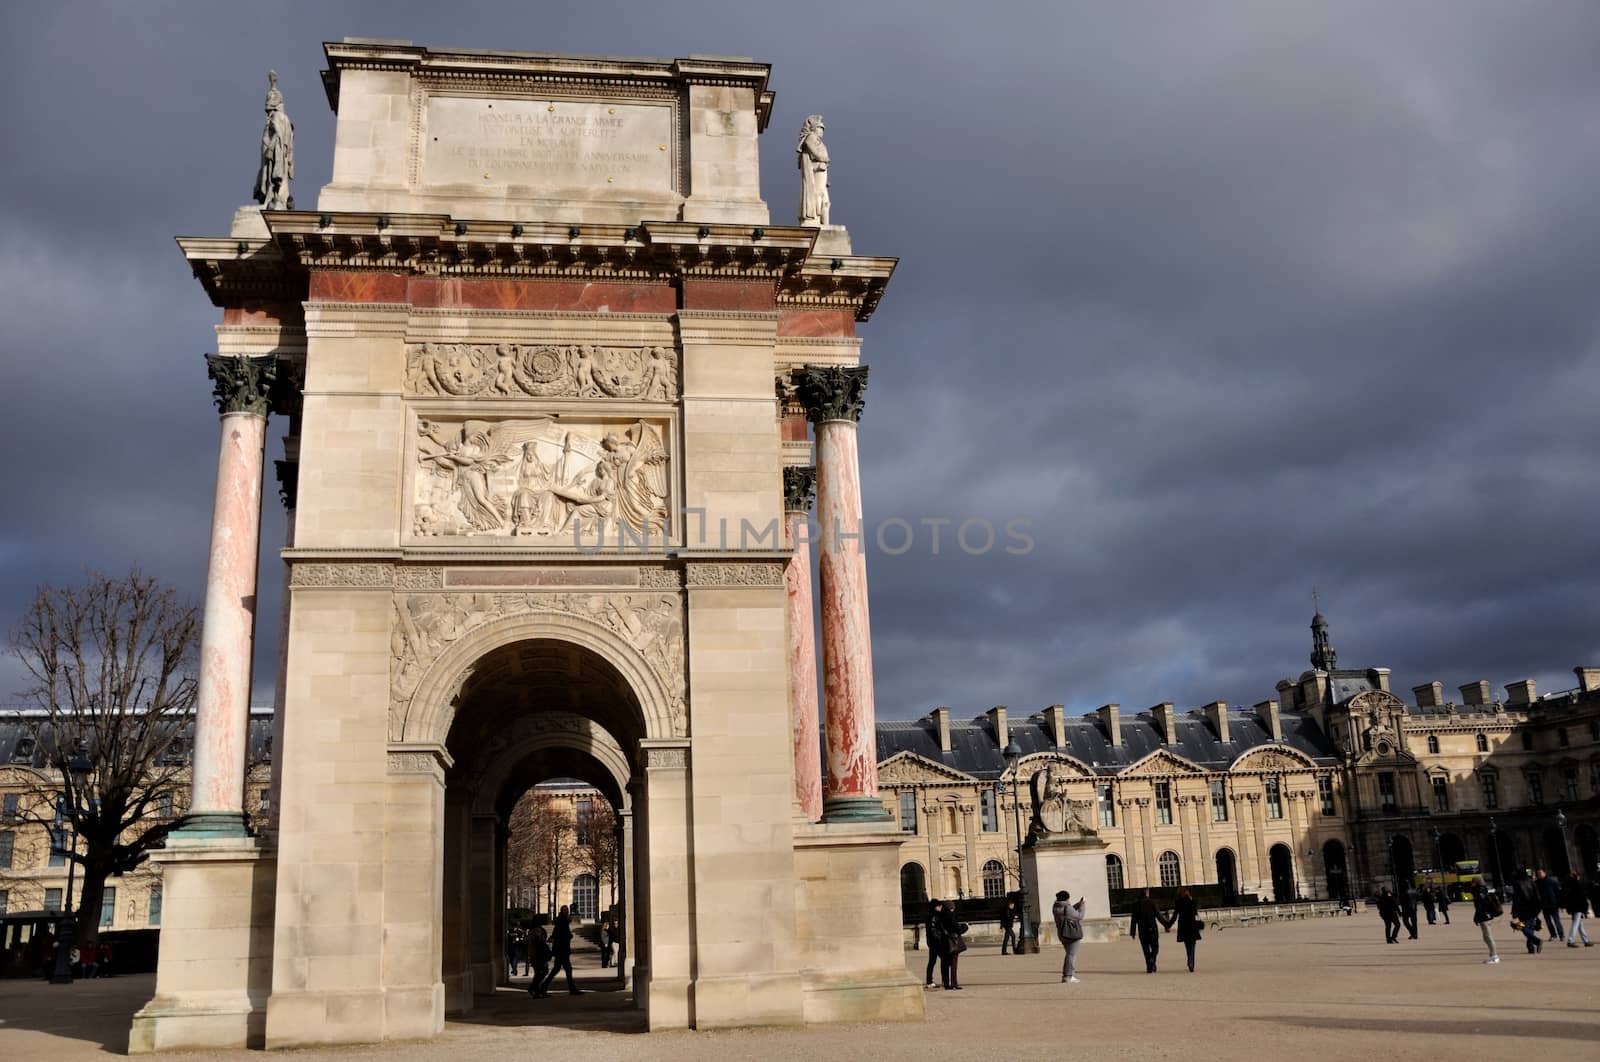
<box><xmin>1389</xmin><ymin>834</ymin><xmax>1415</xmax><ymax>890</ymax></box>
<box><xmin>981</xmin><ymin>859</ymin><xmax>1006</xmax><ymax>899</ymax></box>
<box><xmin>1269</xmin><ymin>844</ymin><xmax>1295</xmax><ymax>903</ymax></box>
<box><xmin>1215</xmin><ymin>848</ymin><xmax>1237</xmax><ymax>903</ymax></box>
<box><xmin>1322</xmin><ymin>840</ymin><xmax>1348</xmax><ymax>903</ymax></box>
<box><xmin>1438</xmin><ymin>832</ymin><xmax>1465</xmax><ymax>867</ymax></box>
<box><xmin>900</xmin><ymin>863</ymin><xmax>927</xmax><ymax>910</ymax></box>
<box><xmin>439</xmin><ymin>636</ymin><xmax>652</xmax><ymax>1029</ymax></box>
<box><xmin>1542</xmin><ymin>827</ymin><xmax>1571</xmax><ymax>876</ymax></box>
<box><xmin>1576</xmin><ymin>824</ymin><xmax>1598</xmax><ymax>878</ymax></box>
<box><xmin>1158</xmin><ymin>851</ymin><xmax>1182</xmax><ymax>889</ymax></box>
<box><xmin>1105</xmin><ymin>853</ymin><xmax>1125</xmax><ymax>893</ymax></box>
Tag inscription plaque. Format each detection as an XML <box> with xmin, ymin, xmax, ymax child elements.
<box><xmin>423</xmin><ymin>97</ymin><xmax>675</xmax><ymax>193</ymax></box>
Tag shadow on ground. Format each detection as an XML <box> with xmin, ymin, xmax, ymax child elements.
<box><xmin>1249</xmin><ymin>1015</ymin><xmax>1599</xmax><ymax>1043</ymax></box>
<box><xmin>451</xmin><ymin>971</ymin><xmax>645</xmax><ymax>1034</ymax></box>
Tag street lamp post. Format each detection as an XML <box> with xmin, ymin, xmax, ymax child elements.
<box><xmin>49</xmin><ymin>752</ymin><xmax>92</xmax><ymax>986</ymax></box>
<box><xmin>1002</xmin><ymin>742</ymin><xmax>1034</xmax><ymax>954</ymax></box>
<box><xmin>1431</xmin><ymin>827</ymin><xmax>1444</xmax><ymax>897</ymax></box>
<box><xmin>1555</xmin><ymin>809</ymin><xmax>1572</xmax><ymax>875</ymax></box>
<box><xmin>1488</xmin><ymin>817</ymin><xmax>1504</xmax><ymax>897</ymax></box>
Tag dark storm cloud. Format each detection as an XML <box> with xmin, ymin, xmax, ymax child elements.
<box><xmin>1</xmin><ymin>1</ymin><xmax>1595</xmax><ymax>721</ymax></box>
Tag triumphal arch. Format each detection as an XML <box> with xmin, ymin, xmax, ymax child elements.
<box><xmin>129</xmin><ymin>39</ymin><xmax>920</xmax><ymax>1051</ymax></box>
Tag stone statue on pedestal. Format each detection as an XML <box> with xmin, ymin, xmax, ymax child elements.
<box><xmin>1028</xmin><ymin>763</ymin><xmax>1095</xmax><ymax>844</ymax></box>
<box><xmin>797</xmin><ymin>115</ymin><xmax>830</xmax><ymax>226</ymax></box>
<box><xmin>254</xmin><ymin>70</ymin><xmax>294</xmax><ymax>210</ymax></box>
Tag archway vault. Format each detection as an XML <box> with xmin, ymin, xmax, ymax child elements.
<box><xmin>467</xmin><ymin>712</ymin><xmax>633</xmax><ymax>817</ymax></box>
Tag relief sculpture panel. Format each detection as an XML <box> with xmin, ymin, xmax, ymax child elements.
<box><xmin>413</xmin><ymin>415</ymin><xmax>671</xmax><ymax>541</ymax></box>
<box><xmin>406</xmin><ymin>343</ymin><xmax>677</xmax><ymax>402</ymax></box>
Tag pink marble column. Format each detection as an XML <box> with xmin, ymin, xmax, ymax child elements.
<box><xmin>798</xmin><ymin>365</ymin><xmax>889</xmax><ymax>822</ymax></box>
<box><xmin>186</xmin><ymin>354</ymin><xmax>275</xmax><ymax>836</ymax></box>
<box><xmin>783</xmin><ymin>466</ymin><xmax>822</xmax><ymax>822</ymax></box>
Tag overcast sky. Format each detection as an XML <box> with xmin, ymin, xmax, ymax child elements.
<box><xmin>2</xmin><ymin>1</ymin><xmax>1597</xmax><ymax>724</ymax></box>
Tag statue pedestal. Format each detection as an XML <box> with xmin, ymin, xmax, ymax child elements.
<box><xmin>810</xmin><ymin>224</ymin><xmax>852</xmax><ymax>255</ymax></box>
<box><xmin>230</xmin><ymin>206</ymin><xmax>269</xmax><ymax>239</ymax></box>
<box><xmin>1021</xmin><ymin>835</ymin><xmax>1118</xmax><ymax>946</ymax></box>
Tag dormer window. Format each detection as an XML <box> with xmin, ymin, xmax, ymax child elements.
<box><xmin>11</xmin><ymin>736</ymin><xmax>35</xmax><ymax>763</ymax></box>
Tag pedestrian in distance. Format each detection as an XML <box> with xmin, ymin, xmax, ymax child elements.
<box><xmin>1375</xmin><ymin>887</ymin><xmax>1401</xmax><ymax>944</ymax></box>
<box><xmin>1511</xmin><ymin>871</ymin><xmax>1544</xmax><ymax>954</ymax></box>
<box><xmin>1421</xmin><ymin>885</ymin><xmax>1437</xmax><ymax>925</ymax></box>
<box><xmin>1129</xmin><ymin>887</ymin><xmax>1173</xmax><ymax>973</ymax></box>
<box><xmin>1052</xmin><ymin>889</ymin><xmax>1085</xmax><ymax>983</ymax></box>
<box><xmin>1534</xmin><ymin>868</ymin><xmax>1564</xmax><ymax>941</ymax></box>
<box><xmin>598</xmin><ymin>919</ymin><xmax>612</xmax><ymax>968</ymax></box>
<box><xmin>1173</xmin><ymin>886</ymin><xmax>1203</xmax><ymax>973</ymax></box>
<box><xmin>1000</xmin><ymin>899</ymin><xmax>1019</xmax><ymax>956</ymax></box>
<box><xmin>525</xmin><ymin>925</ymin><xmax>552</xmax><ymax>998</ymax></box>
<box><xmin>923</xmin><ymin>898</ymin><xmax>946</xmax><ymax>989</ymax></box>
<box><xmin>1560</xmin><ymin>870</ymin><xmax>1592</xmax><ymax>948</ymax></box>
<box><xmin>1437</xmin><ymin>886</ymin><xmax>1452</xmax><ymax>925</ymax></box>
<box><xmin>1399</xmin><ymin>883</ymin><xmax>1420</xmax><ymax>939</ymax></box>
<box><xmin>539</xmin><ymin>906</ymin><xmax>581</xmax><ymax>996</ymax></box>
<box><xmin>1469</xmin><ymin>877</ymin><xmax>1501</xmax><ymax>964</ymax></box>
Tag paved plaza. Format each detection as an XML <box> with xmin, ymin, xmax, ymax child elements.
<box><xmin>1</xmin><ymin>915</ymin><xmax>1596</xmax><ymax>1060</ymax></box>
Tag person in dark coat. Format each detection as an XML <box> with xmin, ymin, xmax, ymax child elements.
<box><xmin>1000</xmin><ymin>900</ymin><xmax>1019</xmax><ymax>955</ymax></box>
<box><xmin>1375</xmin><ymin>887</ymin><xmax>1401</xmax><ymax>943</ymax></box>
<box><xmin>598</xmin><ymin>919</ymin><xmax>613</xmax><ymax>968</ymax></box>
<box><xmin>1437</xmin><ymin>886</ymin><xmax>1452</xmax><ymax>925</ymax></box>
<box><xmin>525</xmin><ymin>925</ymin><xmax>552</xmax><ymax>998</ymax></box>
<box><xmin>1511</xmin><ymin>872</ymin><xmax>1544</xmax><ymax>954</ymax></box>
<box><xmin>1469</xmin><ymin>878</ymin><xmax>1500</xmax><ymax>964</ymax></box>
<box><xmin>1398</xmin><ymin>884</ymin><xmax>1420</xmax><ymax>939</ymax></box>
<box><xmin>1560</xmin><ymin>870</ymin><xmax>1591</xmax><ymax>947</ymax></box>
<box><xmin>1534</xmin><ymin>869</ymin><xmax>1564</xmax><ymax>940</ymax></box>
<box><xmin>935</xmin><ymin>902</ymin><xmax>967</xmax><ymax>989</ymax></box>
<box><xmin>1420</xmin><ymin>885</ymin><xmax>1437</xmax><ymax>925</ymax></box>
<box><xmin>923</xmin><ymin>899</ymin><xmax>946</xmax><ymax>988</ymax></box>
<box><xmin>1129</xmin><ymin>888</ymin><xmax>1173</xmax><ymax>973</ymax></box>
<box><xmin>1172</xmin><ymin>887</ymin><xmax>1203</xmax><ymax>973</ymax></box>
<box><xmin>539</xmin><ymin>906</ymin><xmax>581</xmax><ymax>996</ymax></box>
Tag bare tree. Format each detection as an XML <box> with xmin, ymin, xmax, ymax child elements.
<box><xmin>7</xmin><ymin>571</ymin><xmax>199</xmax><ymax>945</ymax></box>
<box><xmin>506</xmin><ymin>788</ymin><xmax>572</xmax><ymax>915</ymax></box>
<box><xmin>578</xmin><ymin>802</ymin><xmax>619</xmax><ymax>909</ymax></box>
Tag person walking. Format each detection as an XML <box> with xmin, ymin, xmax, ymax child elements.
<box><xmin>1561</xmin><ymin>870</ymin><xmax>1592</xmax><ymax>947</ymax></box>
<box><xmin>1375</xmin><ymin>887</ymin><xmax>1401</xmax><ymax>944</ymax></box>
<box><xmin>1421</xmin><ymin>885</ymin><xmax>1437</xmax><ymax>926</ymax></box>
<box><xmin>923</xmin><ymin>899</ymin><xmax>946</xmax><ymax>989</ymax></box>
<box><xmin>598</xmin><ymin>919</ymin><xmax>612</xmax><ymax>968</ymax></box>
<box><xmin>1052</xmin><ymin>890</ymin><xmax>1085</xmax><ymax>983</ymax></box>
<box><xmin>1511</xmin><ymin>871</ymin><xmax>1544</xmax><ymax>954</ymax></box>
<box><xmin>1535</xmin><ymin>869</ymin><xmax>1564</xmax><ymax>941</ymax></box>
<box><xmin>507</xmin><ymin>929</ymin><xmax>523</xmax><ymax>981</ymax></box>
<box><xmin>1437</xmin><ymin>886</ymin><xmax>1452</xmax><ymax>925</ymax></box>
<box><xmin>1173</xmin><ymin>887</ymin><xmax>1203</xmax><ymax>973</ymax></box>
<box><xmin>539</xmin><ymin>906</ymin><xmax>581</xmax><ymax>996</ymax></box>
<box><xmin>1470</xmin><ymin>878</ymin><xmax>1501</xmax><ymax>964</ymax></box>
<box><xmin>525</xmin><ymin>925</ymin><xmax>552</xmax><ymax>998</ymax></box>
<box><xmin>1129</xmin><ymin>888</ymin><xmax>1172</xmax><ymax>973</ymax></box>
<box><xmin>1000</xmin><ymin>899</ymin><xmax>1019</xmax><ymax>956</ymax></box>
<box><xmin>936</xmin><ymin>901</ymin><xmax>967</xmax><ymax>990</ymax></box>
<box><xmin>1399</xmin><ymin>884</ymin><xmax>1420</xmax><ymax>940</ymax></box>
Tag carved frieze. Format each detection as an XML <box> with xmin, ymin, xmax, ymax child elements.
<box><xmin>390</xmin><ymin>590</ymin><xmax>687</xmax><ymax>736</ymax></box>
<box><xmin>387</xmin><ymin>749</ymin><xmax>448</xmax><ymax>782</ymax></box>
<box><xmin>291</xmin><ymin>562</ymin><xmax>394</xmax><ymax>588</ymax></box>
<box><xmin>412</xmin><ymin>415</ymin><xmax>670</xmax><ymax>541</ymax></box>
<box><xmin>683</xmin><ymin>562</ymin><xmax>786</xmax><ymax>588</ymax></box>
<box><xmin>405</xmin><ymin>343</ymin><xmax>678</xmax><ymax>402</ymax></box>
<box><xmin>1235</xmin><ymin>748</ymin><xmax>1312</xmax><ymax>773</ymax></box>
<box><xmin>644</xmin><ymin>747</ymin><xmax>688</xmax><ymax>769</ymax></box>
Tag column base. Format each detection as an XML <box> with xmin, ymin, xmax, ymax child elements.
<box><xmin>173</xmin><ymin>811</ymin><xmax>251</xmax><ymax>839</ymax></box>
<box><xmin>129</xmin><ymin>994</ymin><xmax>265</xmax><ymax>1053</ymax></box>
<box><xmin>823</xmin><ymin>796</ymin><xmax>892</xmax><ymax>823</ymax></box>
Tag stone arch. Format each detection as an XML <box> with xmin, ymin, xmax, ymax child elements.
<box><xmin>467</xmin><ymin>713</ymin><xmax>633</xmax><ymax>817</ymax></box>
<box><xmin>1226</xmin><ymin>745</ymin><xmax>1318</xmax><ymax>772</ymax></box>
<box><xmin>397</xmin><ymin>608</ymin><xmax>680</xmax><ymax>746</ymax></box>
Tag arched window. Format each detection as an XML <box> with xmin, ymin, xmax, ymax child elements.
<box><xmin>1476</xmin><ymin>733</ymin><xmax>1489</xmax><ymax>753</ymax></box>
<box><xmin>571</xmin><ymin>873</ymin><xmax>598</xmax><ymax>922</ymax></box>
<box><xmin>1426</xmin><ymin>735</ymin><xmax>1440</xmax><ymax>754</ymax></box>
<box><xmin>1158</xmin><ymin>850</ymin><xmax>1182</xmax><ymax>889</ymax></box>
<box><xmin>1105</xmin><ymin>853</ymin><xmax>1124</xmax><ymax>892</ymax></box>
<box><xmin>900</xmin><ymin>863</ymin><xmax>926</xmax><ymax>908</ymax></box>
<box><xmin>981</xmin><ymin>859</ymin><xmax>1006</xmax><ymax>899</ymax></box>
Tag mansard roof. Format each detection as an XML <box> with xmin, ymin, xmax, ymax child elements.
<box><xmin>877</xmin><ymin>706</ymin><xmax>1337</xmax><ymax>781</ymax></box>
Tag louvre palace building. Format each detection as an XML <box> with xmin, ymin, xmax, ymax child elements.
<box><xmin>875</xmin><ymin>613</ymin><xmax>1600</xmax><ymax>909</ymax></box>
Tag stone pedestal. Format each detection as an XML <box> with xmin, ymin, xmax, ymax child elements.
<box><xmin>128</xmin><ymin>838</ymin><xmax>276</xmax><ymax>1053</ymax></box>
<box><xmin>1022</xmin><ymin>836</ymin><xmax>1119</xmax><ymax>945</ymax></box>
<box><xmin>791</xmin><ymin>821</ymin><xmax>925</xmax><ymax>1024</ymax></box>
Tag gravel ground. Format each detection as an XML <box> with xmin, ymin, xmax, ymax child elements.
<box><xmin>2</xmin><ymin>913</ymin><xmax>1595</xmax><ymax>1061</ymax></box>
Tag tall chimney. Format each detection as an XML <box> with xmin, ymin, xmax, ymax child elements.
<box><xmin>1413</xmin><ymin>682</ymin><xmax>1443</xmax><ymax>708</ymax></box>
<box><xmin>1043</xmin><ymin>704</ymin><xmax>1067</xmax><ymax>749</ymax></box>
<box><xmin>1204</xmin><ymin>701</ymin><xmax>1230</xmax><ymax>743</ymax></box>
<box><xmin>1098</xmin><ymin>703</ymin><xmax>1122</xmax><ymax>748</ymax></box>
<box><xmin>987</xmin><ymin>705</ymin><xmax>1009</xmax><ymax>749</ymax></box>
<box><xmin>931</xmin><ymin>707</ymin><xmax>952</xmax><ymax>752</ymax></box>
<box><xmin>1574</xmin><ymin>667</ymin><xmax>1600</xmax><ymax>693</ymax></box>
<box><xmin>1369</xmin><ymin>668</ymin><xmax>1391</xmax><ymax>693</ymax></box>
<box><xmin>1153</xmin><ymin>702</ymin><xmax>1177</xmax><ymax>745</ymax></box>
<box><xmin>1505</xmin><ymin>679</ymin><xmax>1536</xmax><ymax>705</ymax></box>
<box><xmin>1255</xmin><ymin>699</ymin><xmax>1282</xmax><ymax>742</ymax></box>
<box><xmin>1460</xmin><ymin>680</ymin><xmax>1490</xmax><ymax>707</ymax></box>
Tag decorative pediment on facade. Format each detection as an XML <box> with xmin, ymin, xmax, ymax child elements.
<box><xmin>877</xmin><ymin>751</ymin><xmax>975</xmax><ymax>785</ymax></box>
<box><xmin>1125</xmin><ymin>749</ymin><xmax>1206</xmax><ymax>777</ymax></box>
<box><xmin>1017</xmin><ymin>751</ymin><xmax>1096</xmax><ymax>778</ymax></box>
<box><xmin>1347</xmin><ymin>689</ymin><xmax>1407</xmax><ymax>714</ymax></box>
<box><xmin>1228</xmin><ymin>744</ymin><xmax>1317</xmax><ymax>773</ymax></box>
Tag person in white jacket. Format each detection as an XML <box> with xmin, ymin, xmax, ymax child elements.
<box><xmin>1053</xmin><ymin>890</ymin><xmax>1086</xmax><ymax>983</ymax></box>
